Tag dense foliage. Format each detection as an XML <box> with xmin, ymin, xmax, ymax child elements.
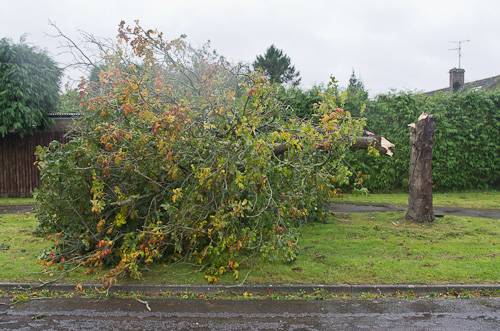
<box><xmin>0</xmin><ymin>38</ymin><xmax>62</xmax><ymax>137</ymax></box>
<box><xmin>277</xmin><ymin>85</ymin><xmax>324</xmax><ymax>119</ymax></box>
<box><xmin>344</xmin><ymin>70</ymin><xmax>368</xmax><ymax>117</ymax></box>
<box><xmin>277</xmin><ymin>73</ymin><xmax>367</xmax><ymax>120</ymax></box>
<box><xmin>253</xmin><ymin>44</ymin><xmax>301</xmax><ymax>86</ymax></box>
<box><xmin>35</xmin><ymin>22</ymin><xmax>365</xmax><ymax>286</ymax></box>
<box><xmin>56</xmin><ymin>85</ymin><xmax>81</xmax><ymax>113</ymax></box>
<box><xmin>347</xmin><ymin>89</ymin><xmax>500</xmax><ymax>192</ymax></box>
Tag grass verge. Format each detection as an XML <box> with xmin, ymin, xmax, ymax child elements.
<box><xmin>334</xmin><ymin>191</ymin><xmax>500</xmax><ymax>209</ymax></box>
<box><xmin>0</xmin><ymin>198</ymin><xmax>35</xmax><ymax>205</ymax></box>
<box><xmin>2</xmin><ymin>287</ymin><xmax>500</xmax><ymax>303</ymax></box>
<box><xmin>1</xmin><ymin>210</ymin><xmax>500</xmax><ymax>286</ymax></box>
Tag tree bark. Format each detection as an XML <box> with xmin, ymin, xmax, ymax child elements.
<box><xmin>406</xmin><ymin>112</ymin><xmax>435</xmax><ymax>223</ymax></box>
<box><xmin>350</xmin><ymin>130</ymin><xmax>395</xmax><ymax>156</ymax></box>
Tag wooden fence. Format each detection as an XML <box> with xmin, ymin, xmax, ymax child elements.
<box><xmin>0</xmin><ymin>130</ymin><xmax>70</xmax><ymax>198</ymax></box>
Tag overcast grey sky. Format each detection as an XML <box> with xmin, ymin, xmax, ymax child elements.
<box><xmin>2</xmin><ymin>0</ymin><xmax>499</xmax><ymax>96</ymax></box>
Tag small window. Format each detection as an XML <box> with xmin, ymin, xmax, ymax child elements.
<box><xmin>453</xmin><ymin>81</ymin><xmax>461</xmax><ymax>92</ymax></box>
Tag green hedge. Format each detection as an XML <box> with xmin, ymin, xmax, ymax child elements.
<box><xmin>347</xmin><ymin>89</ymin><xmax>500</xmax><ymax>192</ymax></box>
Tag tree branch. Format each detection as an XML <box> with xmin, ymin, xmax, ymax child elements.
<box><xmin>272</xmin><ymin>130</ymin><xmax>395</xmax><ymax>157</ymax></box>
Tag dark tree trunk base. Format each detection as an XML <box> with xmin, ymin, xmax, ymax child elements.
<box><xmin>406</xmin><ymin>113</ymin><xmax>435</xmax><ymax>223</ymax></box>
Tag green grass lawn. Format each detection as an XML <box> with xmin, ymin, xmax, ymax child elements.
<box><xmin>0</xmin><ymin>198</ymin><xmax>35</xmax><ymax>205</ymax></box>
<box><xmin>2</xmin><ymin>208</ymin><xmax>500</xmax><ymax>285</ymax></box>
<box><xmin>334</xmin><ymin>191</ymin><xmax>500</xmax><ymax>209</ymax></box>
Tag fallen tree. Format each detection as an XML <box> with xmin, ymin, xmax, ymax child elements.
<box><xmin>35</xmin><ymin>21</ymin><xmax>393</xmax><ymax>286</ymax></box>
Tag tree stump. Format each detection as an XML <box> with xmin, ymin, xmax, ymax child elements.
<box><xmin>406</xmin><ymin>112</ymin><xmax>435</xmax><ymax>223</ymax></box>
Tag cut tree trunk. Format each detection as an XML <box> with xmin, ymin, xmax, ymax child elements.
<box><xmin>406</xmin><ymin>112</ymin><xmax>435</xmax><ymax>223</ymax></box>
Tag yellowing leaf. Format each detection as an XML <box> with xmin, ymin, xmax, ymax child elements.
<box><xmin>97</xmin><ymin>219</ymin><xmax>106</xmax><ymax>232</ymax></box>
<box><xmin>172</xmin><ymin>188</ymin><xmax>182</xmax><ymax>203</ymax></box>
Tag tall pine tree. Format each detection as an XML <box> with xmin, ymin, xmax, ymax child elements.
<box><xmin>344</xmin><ymin>70</ymin><xmax>368</xmax><ymax>117</ymax></box>
<box><xmin>253</xmin><ymin>45</ymin><xmax>301</xmax><ymax>86</ymax></box>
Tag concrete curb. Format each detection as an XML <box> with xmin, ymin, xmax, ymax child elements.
<box><xmin>2</xmin><ymin>283</ymin><xmax>500</xmax><ymax>296</ymax></box>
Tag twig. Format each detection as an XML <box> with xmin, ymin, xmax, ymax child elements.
<box><xmin>136</xmin><ymin>298</ymin><xmax>151</xmax><ymax>311</ymax></box>
<box><xmin>35</xmin><ymin>265</ymin><xmax>81</xmax><ymax>288</ymax></box>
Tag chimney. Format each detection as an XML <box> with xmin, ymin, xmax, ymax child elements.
<box><xmin>449</xmin><ymin>68</ymin><xmax>465</xmax><ymax>93</ymax></box>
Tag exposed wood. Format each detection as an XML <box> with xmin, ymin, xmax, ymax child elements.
<box><xmin>351</xmin><ymin>130</ymin><xmax>395</xmax><ymax>156</ymax></box>
<box><xmin>406</xmin><ymin>112</ymin><xmax>435</xmax><ymax>223</ymax></box>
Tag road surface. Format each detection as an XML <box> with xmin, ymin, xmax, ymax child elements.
<box><xmin>2</xmin><ymin>297</ymin><xmax>500</xmax><ymax>330</ymax></box>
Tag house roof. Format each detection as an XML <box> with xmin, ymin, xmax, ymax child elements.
<box><xmin>47</xmin><ymin>113</ymin><xmax>81</xmax><ymax>118</ymax></box>
<box><xmin>425</xmin><ymin>74</ymin><xmax>500</xmax><ymax>96</ymax></box>
<box><xmin>46</xmin><ymin>113</ymin><xmax>81</xmax><ymax>132</ymax></box>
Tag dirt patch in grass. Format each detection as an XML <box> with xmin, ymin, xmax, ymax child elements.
<box><xmin>0</xmin><ymin>205</ymin><xmax>35</xmax><ymax>215</ymax></box>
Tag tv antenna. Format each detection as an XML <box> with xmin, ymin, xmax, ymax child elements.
<box><xmin>449</xmin><ymin>40</ymin><xmax>470</xmax><ymax>69</ymax></box>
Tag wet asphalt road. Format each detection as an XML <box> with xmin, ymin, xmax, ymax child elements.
<box><xmin>330</xmin><ymin>203</ymin><xmax>500</xmax><ymax>220</ymax></box>
<box><xmin>2</xmin><ymin>297</ymin><xmax>500</xmax><ymax>330</ymax></box>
